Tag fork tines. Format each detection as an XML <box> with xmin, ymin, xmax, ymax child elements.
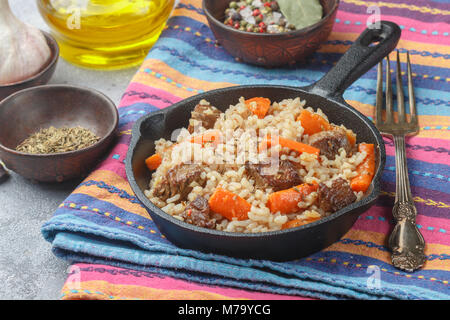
<box><xmin>375</xmin><ymin>50</ymin><xmax>418</xmax><ymax>134</ymax></box>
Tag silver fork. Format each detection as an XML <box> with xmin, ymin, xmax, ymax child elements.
<box><xmin>375</xmin><ymin>50</ymin><xmax>426</xmax><ymax>272</ymax></box>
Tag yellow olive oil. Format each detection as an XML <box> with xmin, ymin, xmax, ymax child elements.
<box><xmin>37</xmin><ymin>0</ymin><xmax>174</xmax><ymax>69</ymax></box>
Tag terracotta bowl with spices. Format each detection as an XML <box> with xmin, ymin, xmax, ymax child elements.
<box><xmin>0</xmin><ymin>85</ymin><xmax>118</xmax><ymax>182</ymax></box>
<box><xmin>203</xmin><ymin>0</ymin><xmax>339</xmax><ymax>67</ymax></box>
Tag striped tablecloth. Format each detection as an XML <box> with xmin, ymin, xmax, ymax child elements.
<box><xmin>42</xmin><ymin>0</ymin><xmax>450</xmax><ymax>299</ymax></box>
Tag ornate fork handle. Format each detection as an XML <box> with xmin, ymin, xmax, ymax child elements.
<box><xmin>388</xmin><ymin>135</ymin><xmax>426</xmax><ymax>272</ymax></box>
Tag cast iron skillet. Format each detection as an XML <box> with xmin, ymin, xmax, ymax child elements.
<box><xmin>126</xmin><ymin>21</ymin><xmax>401</xmax><ymax>261</ymax></box>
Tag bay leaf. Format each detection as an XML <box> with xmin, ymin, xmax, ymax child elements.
<box><xmin>277</xmin><ymin>0</ymin><xmax>323</xmax><ymax>30</ymax></box>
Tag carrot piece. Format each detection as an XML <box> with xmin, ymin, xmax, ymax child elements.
<box><xmin>350</xmin><ymin>175</ymin><xmax>373</xmax><ymax>193</ymax></box>
<box><xmin>267</xmin><ymin>182</ymin><xmax>319</xmax><ymax>214</ymax></box>
<box><xmin>245</xmin><ymin>97</ymin><xmax>271</xmax><ymax>119</ymax></box>
<box><xmin>350</xmin><ymin>143</ymin><xmax>375</xmax><ymax>193</ymax></box>
<box><xmin>281</xmin><ymin>216</ymin><xmax>321</xmax><ymax>230</ymax></box>
<box><xmin>145</xmin><ymin>143</ymin><xmax>177</xmax><ymax>171</ymax></box>
<box><xmin>190</xmin><ymin>130</ymin><xmax>222</xmax><ymax>147</ymax></box>
<box><xmin>145</xmin><ymin>153</ymin><xmax>162</xmax><ymax>171</ymax></box>
<box><xmin>296</xmin><ymin>109</ymin><xmax>331</xmax><ymax>135</ymax></box>
<box><xmin>278</xmin><ymin>136</ymin><xmax>320</xmax><ymax>156</ymax></box>
<box><xmin>209</xmin><ymin>188</ymin><xmax>251</xmax><ymax>221</ymax></box>
<box><xmin>259</xmin><ymin>135</ymin><xmax>320</xmax><ymax>156</ymax></box>
<box><xmin>297</xmin><ymin>109</ymin><xmax>357</xmax><ymax>147</ymax></box>
<box><xmin>145</xmin><ymin>131</ymin><xmax>222</xmax><ymax>170</ymax></box>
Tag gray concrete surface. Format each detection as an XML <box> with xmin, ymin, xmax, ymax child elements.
<box><xmin>0</xmin><ymin>1</ymin><xmax>140</xmax><ymax>299</ymax></box>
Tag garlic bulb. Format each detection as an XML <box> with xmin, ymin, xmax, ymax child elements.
<box><xmin>0</xmin><ymin>0</ymin><xmax>51</xmax><ymax>85</ymax></box>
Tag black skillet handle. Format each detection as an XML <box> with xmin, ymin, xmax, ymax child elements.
<box><xmin>307</xmin><ymin>21</ymin><xmax>401</xmax><ymax>100</ymax></box>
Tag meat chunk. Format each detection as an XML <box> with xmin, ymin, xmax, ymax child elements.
<box><xmin>187</xmin><ymin>101</ymin><xmax>222</xmax><ymax>133</ymax></box>
<box><xmin>153</xmin><ymin>177</ymin><xmax>171</xmax><ymax>200</ymax></box>
<box><xmin>181</xmin><ymin>196</ymin><xmax>216</xmax><ymax>229</ymax></box>
<box><xmin>245</xmin><ymin>160</ymin><xmax>303</xmax><ymax>191</ymax></box>
<box><xmin>318</xmin><ymin>178</ymin><xmax>356</xmax><ymax>214</ymax></box>
<box><xmin>308</xmin><ymin>128</ymin><xmax>352</xmax><ymax>160</ymax></box>
<box><xmin>153</xmin><ymin>163</ymin><xmax>206</xmax><ymax>201</ymax></box>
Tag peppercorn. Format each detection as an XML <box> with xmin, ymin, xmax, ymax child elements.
<box><xmin>287</xmin><ymin>23</ymin><xmax>296</xmax><ymax>30</ymax></box>
<box><xmin>231</xmin><ymin>12</ymin><xmax>242</xmax><ymax>21</ymax></box>
<box><xmin>270</xmin><ymin>1</ymin><xmax>279</xmax><ymax>11</ymax></box>
<box><xmin>223</xmin><ymin>0</ymin><xmax>294</xmax><ymax>34</ymax></box>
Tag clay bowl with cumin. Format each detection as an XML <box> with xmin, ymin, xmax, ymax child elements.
<box><xmin>203</xmin><ymin>0</ymin><xmax>339</xmax><ymax>67</ymax></box>
<box><xmin>0</xmin><ymin>31</ymin><xmax>59</xmax><ymax>102</ymax></box>
<box><xmin>0</xmin><ymin>85</ymin><xmax>118</xmax><ymax>182</ymax></box>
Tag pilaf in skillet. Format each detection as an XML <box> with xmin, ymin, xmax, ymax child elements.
<box><xmin>143</xmin><ymin>97</ymin><xmax>375</xmax><ymax>233</ymax></box>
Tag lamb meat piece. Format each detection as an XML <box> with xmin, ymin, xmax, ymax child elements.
<box><xmin>187</xmin><ymin>101</ymin><xmax>222</xmax><ymax>133</ymax></box>
<box><xmin>181</xmin><ymin>196</ymin><xmax>216</xmax><ymax>229</ymax></box>
<box><xmin>167</xmin><ymin>163</ymin><xmax>206</xmax><ymax>200</ymax></box>
<box><xmin>153</xmin><ymin>176</ymin><xmax>171</xmax><ymax>201</ymax></box>
<box><xmin>308</xmin><ymin>128</ymin><xmax>352</xmax><ymax>160</ymax></box>
<box><xmin>318</xmin><ymin>178</ymin><xmax>357</xmax><ymax>214</ymax></box>
<box><xmin>153</xmin><ymin>163</ymin><xmax>206</xmax><ymax>201</ymax></box>
<box><xmin>245</xmin><ymin>160</ymin><xmax>303</xmax><ymax>191</ymax></box>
